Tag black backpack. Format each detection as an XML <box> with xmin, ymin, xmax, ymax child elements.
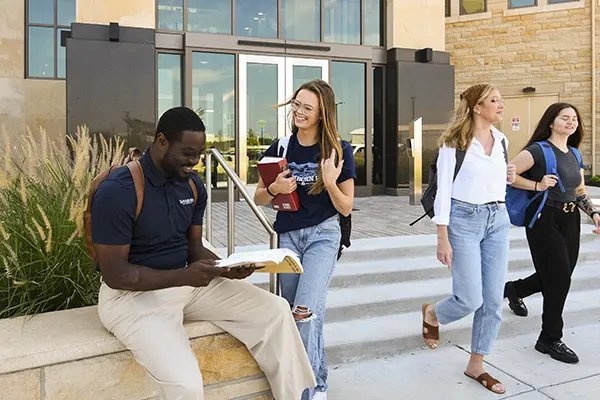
<box><xmin>410</xmin><ymin>139</ymin><xmax>506</xmax><ymax>226</ymax></box>
<box><xmin>277</xmin><ymin>137</ymin><xmax>351</xmax><ymax>260</ymax></box>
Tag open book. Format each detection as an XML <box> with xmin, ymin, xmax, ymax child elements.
<box><xmin>217</xmin><ymin>248</ymin><xmax>303</xmax><ymax>274</ymax></box>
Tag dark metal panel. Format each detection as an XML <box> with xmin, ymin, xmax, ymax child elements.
<box><xmin>184</xmin><ymin>32</ymin><xmax>286</xmax><ymax>54</ymax></box>
<box><xmin>67</xmin><ymin>24</ymin><xmax>156</xmax><ymax>147</ymax></box>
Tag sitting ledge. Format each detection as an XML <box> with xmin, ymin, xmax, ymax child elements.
<box><xmin>0</xmin><ymin>306</ymin><xmax>273</xmax><ymax>400</ymax></box>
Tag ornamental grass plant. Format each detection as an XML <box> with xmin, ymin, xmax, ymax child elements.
<box><xmin>0</xmin><ymin>127</ymin><xmax>125</xmax><ymax>318</ymax></box>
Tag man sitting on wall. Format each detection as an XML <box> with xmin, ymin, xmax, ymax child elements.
<box><xmin>91</xmin><ymin>106</ymin><xmax>316</xmax><ymax>400</ymax></box>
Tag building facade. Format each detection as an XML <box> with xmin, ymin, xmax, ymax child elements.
<box><xmin>446</xmin><ymin>0</ymin><xmax>600</xmax><ymax>176</ymax></box>
<box><xmin>1</xmin><ymin>0</ymin><xmax>455</xmax><ymax>197</ymax></box>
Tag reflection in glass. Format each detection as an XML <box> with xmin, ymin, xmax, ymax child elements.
<box><xmin>157</xmin><ymin>54</ymin><xmax>182</xmax><ymax>119</ymax></box>
<box><xmin>364</xmin><ymin>0</ymin><xmax>382</xmax><ymax>46</ymax></box>
<box><xmin>331</xmin><ymin>61</ymin><xmax>366</xmax><ymax>186</ymax></box>
<box><xmin>57</xmin><ymin>0</ymin><xmax>76</xmax><ymax>26</ymax></box>
<box><xmin>57</xmin><ymin>29</ymin><xmax>67</xmax><ymax>79</ymax></box>
<box><xmin>158</xmin><ymin>0</ymin><xmax>184</xmax><ymax>31</ymax></box>
<box><xmin>28</xmin><ymin>27</ymin><xmax>54</xmax><ymax>78</ymax></box>
<box><xmin>324</xmin><ymin>0</ymin><xmax>360</xmax><ymax>44</ymax></box>
<box><xmin>372</xmin><ymin>67</ymin><xmax>384</xmax><ymax>185</ymax></box>
<box><xmin>283</xmin><ymin>0</ymin><xmax>320</xmax><ymax>42</ymax></box>
<box><xmin>236</xmin><ymin>0</ymin><xmax>277</xmax><ymax>38</ymax></box>
<box><xmin>188</xmin><ymin>0</ymin><xmax>231</xmax><ymax>34</ymax></box>
<box><xmin>460</xmin><ymin>0</ymin><xmax>486</xmax><ymax>15</ymax></box>
<box><xmin>246</xmin><ymin>63</ymin><xmax>278</xmax><ymax>184</ymax></box>
<box><xmin>292</xmin><ymin>65</ymin><xmax>322</xmax><ymax>94</ymax></box>
<box><xmin>28</xmin><ymin>0</ymin><xmax>54</xmax><ymax>24</ymax></box>
<box><xmin>192</xmin><ymin>52</ymin><xmax>235</xmax><ymax>188</ymax></box>
<box><xmin>509</xmin><ymin>0</ymin><xmax>535</xmax><ymax>8</ymax></box>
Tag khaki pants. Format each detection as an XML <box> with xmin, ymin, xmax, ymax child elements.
<box><xmin>97</xmin><ymin>278</ymin><xmax>316</xmax><ymax>400</ymax></box>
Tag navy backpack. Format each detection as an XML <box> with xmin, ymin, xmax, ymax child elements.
<box><xmin>506</xmin><ymin>141</ymin><xmax>583</xmax><ymax>228</ymax></box>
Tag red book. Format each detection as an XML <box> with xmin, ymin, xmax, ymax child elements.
<box><xmin>257</xmin><ymin>157</ymin><xmax>300</xmax><ymax>212</ymax></box>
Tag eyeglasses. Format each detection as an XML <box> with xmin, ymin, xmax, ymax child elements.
<box><xmin>290</xmin><ymin>99</ymin><xmax>316</xmax><ymax>116</ymax></box>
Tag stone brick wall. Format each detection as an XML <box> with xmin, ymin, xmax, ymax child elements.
<box><xmin>446</xmin><ymin>0</ymin><xmax>600</xmax><ymax>173</ymax></box>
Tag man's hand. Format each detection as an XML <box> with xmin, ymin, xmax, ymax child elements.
<box><xmin>221</xmin><ymin>264</ymin><xmax>258</xmax><ymax>280</ymax></box>
<box><xmin>185</xmin><ymin>259</ymin><xmax>224</xmax><ymax>287</ymax></box>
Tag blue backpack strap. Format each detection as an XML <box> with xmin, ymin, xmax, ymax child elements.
<box><xmin>526</xmin><ymin>141</ymin><xmax>558</xmax><ymax>228</ymax></box>
<box><xmin>569</xmin><ymin>146</ymin><xmax>584</xmax><ymax>169</ymax></box>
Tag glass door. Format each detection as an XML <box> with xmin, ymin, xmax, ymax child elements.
<box><xmin>239</xmin><ymin>55</ymin><xmax>328</xmax><ymax>185</ymax></box>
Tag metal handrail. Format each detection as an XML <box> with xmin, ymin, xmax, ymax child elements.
<box><xmin>204</xmin><ymin>148</ymin><xmax>279</xmax><ymax>294</ymax></box>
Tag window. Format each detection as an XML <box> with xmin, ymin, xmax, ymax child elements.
<box><xmin>509</xmin><ymin>0</ymin><xmax>536</xmax><ymax>7</ymax></box>
<box><xmin>157</xmin><ymin>0</ymin><xmax>184</xmax><ymax>31</ymax></box>
<box><xmin>282</xmin><ymin>0</ymin><xmax>321</xmax><ymax>41</ymax></box>
<box><xmin>236</xmin><ymin>0</ymin><xmax>277</xmax><ymax>38</ymax></box>
<box><xmin>445</xmin><ymin>0</ymin><xmax>451</xmax><ymax>16</ymax></box>
<box><xmin>460</xmin><ymin>0</ymin><xmax>486</xmax><ymax>15</ymax></box>
<box><xmin>26</xmin><ymin>0</ymin><xmax>75</xmax><ymax>79</ymax></box>
<box><xmin>191</xmin><ymin>52</ymin><xmax>235</xmax><ymax>188</ymax></box>
<box><xmin>157</xmin><ymin>53</ymin><xmax>183</xmax><ymax>118</ymax></box>
<box><xmin>324</xmin><ymin>0</ymin><xmax>361</xmax><ymax>44</ymax></box>
<box><xmin>548</xmin><ymin>0</ymin><xmax>578</xmax><ymax>3</ymax></box>
<box><xmin>188</xmin><ymin>0</ymin><xmax>231</xmax><ymax>34</ymax></box>
<box><xmin>331</xmin><ymin>61</ymin><xmax>366</xmax><ymax>186</ymax></box>
<box><xmin>364</xmin><ymin>0</ymin><xmax>382</xmax><ymax>46</ymax></box>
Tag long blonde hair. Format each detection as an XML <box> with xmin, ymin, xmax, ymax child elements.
<box><xmin>438</xmin><ymin>84</ymin><xmax>498</xmax><ymax>150</ymax></box>
<box><xmin>277</xmin><ymin>79</ymin><xmax>342</xmax><ymax>195</ymax></box>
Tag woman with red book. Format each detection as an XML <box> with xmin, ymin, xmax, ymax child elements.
<box><xmin>254</xmin><ymin>79</ymin><xmax>356</xmax><ymax>400</ymax></box>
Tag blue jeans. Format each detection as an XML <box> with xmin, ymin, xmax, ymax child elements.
<box><xmin>279</xmin><ymin>214</ymin><xmax>341</xmax><ymax>400</ymax></box>
<box><xmin>434</xmin><ymin>199</ymin><xmax>510</xmax><ymax>355</ymax></box>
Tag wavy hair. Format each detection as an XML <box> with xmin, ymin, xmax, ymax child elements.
<box><xmin>438</xmin><ymin>84</ymin><xmax>498</xmax><ymax>150</ymax></box>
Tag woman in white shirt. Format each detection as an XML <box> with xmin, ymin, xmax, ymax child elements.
<box><xmin>420</xmin><ymin>84</ymin><xmax>516</xmax><ymax>395</ymax></box>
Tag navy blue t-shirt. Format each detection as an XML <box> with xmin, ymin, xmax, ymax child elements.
<box><xmin>262</xmin><ymin>135</ymin><xmax>356</xmax><ymax>233</ymax></box>
<box><xmin>91</xmin><ymin>152</ymin><xmax>208</xmax><ymax>270</ymax></box>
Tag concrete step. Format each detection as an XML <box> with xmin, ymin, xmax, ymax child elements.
<box><xmin>324</xmin><ymin>273</ymin><xmax>600</xmax><ymax>365</ymax></box>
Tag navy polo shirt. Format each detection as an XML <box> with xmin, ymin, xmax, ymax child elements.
<box><xmin>91</xmin><ymin>152</ymin><xmax>208</xmax><ymax>270</ymax></box>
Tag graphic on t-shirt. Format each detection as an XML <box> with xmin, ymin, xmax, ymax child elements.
<box><xmin>289</xmin><ymin>162</ymin><xmax>319</xmax><ymax>187</ymax></box>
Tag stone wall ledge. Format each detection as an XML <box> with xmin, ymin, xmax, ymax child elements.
<box><xmin>0</xmin><ymin>305</ymin><xmax>224</xmax><ymax>375</ymax></box>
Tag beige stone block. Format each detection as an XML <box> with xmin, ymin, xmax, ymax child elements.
<box><xmin>0</xmin><ymin>116</ymin><xmax>25</xmax><ymax>150</ymax></box>
<box><xmin>23</xmin><ymin>80</ymin><xmax>65</xmax><ymax>121</ymax></box>
<box><xmin>0</xmin><ymin>78</ymin><xmax>24</xmax><ymax>118</ymax></box>
<box><xmin>387</xmin><ymin>0</ymin><xmax>445</xmax><ymax>51</ymax></box>
<box><xmin>246</xmin><ymin>393</ymin><xmax>274</xmax><ymax>400</ymax></box>
<box><xmin>77</xmin><ymin>0</ymin><xmax>155</xmax><ymax>29</ymax></box>
<box><xmin>0</xmin><ymin>369</ymin><xmax>41</xmax><ymax>400</ymax></box>
<box><xmin>25</xmin><ymin>118</ymin><xmax>67</xmax><ymax>145</ymax></box>
<box><xmin>0</xmin><ymin>0</ymin><xmax>24</xmax><ymax>41</ymax></box>
<box><xmin>192</xmin><ymin>333</ymin><xmax>263</xmax><ymax>386</ymax></box>
<box><xmin>204</xmin><ymin>376</ymin><xmax>270</xmax><ymax>400</ymax></box>
<box><xmin>44</xmin><ymin>351</ymin><xmax>158</xmax><ymax>400</ymax></box>
<box><xmin>0</xmin><ymin>38</ymin><xmax>25</xmax><ymax>78</ymax></box>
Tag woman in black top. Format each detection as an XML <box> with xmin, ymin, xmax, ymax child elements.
<box><xmin>504</xmin><ymin>103</ymin><xmax>600</xmax><ymax>364</ymax></box>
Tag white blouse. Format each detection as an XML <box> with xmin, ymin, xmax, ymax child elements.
<box><xmin>432</xmin><ymin>127</ymin><xmax>509</xmax><ymax>226</ymax></box>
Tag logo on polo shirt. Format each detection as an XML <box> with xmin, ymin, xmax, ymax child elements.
<box><xmin>179</xmin><ymin>198</ymin><xmax>194</xmax><ymax>206</ymax></box>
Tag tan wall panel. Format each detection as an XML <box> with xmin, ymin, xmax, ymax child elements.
<box><xmin>77</xmin><ymin>0</ymin><xmax>155</xmax><ymax>29</ymax></box>
<box><xmin>23</xmin><ymin>80</ymin><xmax>66</xmax><ymax>141</ymax></box>
<box><xmin>387</xmin><ymin>0</ymin><xmax>445</xmax><ymax>51</ymax></box>
<box><xmin>0</xmin><ymin>0</ymin><xmax>25</xmax><ymax>78</ymax></box>
<box><xmin>446</xmin><ymin>0</ymin><xmax>596</xmax><ymax>170</ymax></box>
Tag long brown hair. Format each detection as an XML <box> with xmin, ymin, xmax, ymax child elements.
<box><xmin>438</xmin><ymin>84</ymin><xmax>498</xmax><ymax>150</ymax></box>
<box><xmin>525</xmin><ymin>102</ymin><xmax>584</xmax><ymax>149</ymax></box>
<box><xmin>278</xmin><ymin>79</ymin><xmax>342</xmax><ymax>195</ymax></box>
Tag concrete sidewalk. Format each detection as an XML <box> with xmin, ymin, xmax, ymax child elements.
<box><xmin>328</xmin><ymin>322</ymin><xmax>600</xmax><ymax>399</ymax></box>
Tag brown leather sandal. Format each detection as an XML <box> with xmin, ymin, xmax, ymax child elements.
<box><xmin>464</xmin><ymin>372</ymin><xmax>506</xmax><ymax>394</ymax></box>
<box><xmin>421</xmin><ymin>304</ymin><xmax>439</xmax><ymax>349</ymax></box>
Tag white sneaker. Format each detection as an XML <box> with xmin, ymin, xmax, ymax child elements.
<box><xmin>312</xmin><ymin>392</ymin><xmax>327</xmax><ymax>400</ymax></box>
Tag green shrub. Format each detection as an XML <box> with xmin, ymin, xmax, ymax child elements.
<box><xmin>0</xmin><ymin>127</ymin><xmax>125</xmax><ymax>318</ymax></box>
<box><xmin>589</xmin><ymin>175</ymin><xmax>600</xmax><ymax>184</ymax></box>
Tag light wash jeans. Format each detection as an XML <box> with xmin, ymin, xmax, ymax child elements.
<box><xmin>434</xmin><ymin>199</ymin><xmax>510</xmax><ymax>355</ymax></box>
<box><xmin>279</xmin><ymin>214</ymin><xmax>341</xmax><ymax>400</ymax></box>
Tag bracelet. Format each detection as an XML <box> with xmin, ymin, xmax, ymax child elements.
<box><xmin>266</xmin><ymin>184</ymin><xmax>276</xmax><ymax>197</ymax></box>
<box><xmin>534</xmin><ymin>182</ymin><xmax>537</xmax><ymax>192</ymax></box>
